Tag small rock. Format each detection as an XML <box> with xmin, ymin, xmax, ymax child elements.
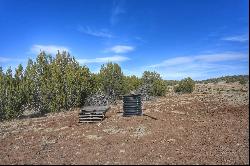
<box><xmin>167</xmin><ymin>138</ymin><xmax>176</xmax><ymax>143</ymax></box>
<box><xmin>120</xmin><ymin>149</ymin><xmax>125</xmax><ymax>153</ymax></box>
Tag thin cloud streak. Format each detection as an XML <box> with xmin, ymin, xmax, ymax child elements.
<box><xmin>78</xmin><ymin>26</ymin><xmax>114</xmax><ymax>38</ymax></box>
<box><xmin>150</xmin><ymin>52</ymin><xmax>248</xmax><ymax>68</ymax></box>
<box><xmin>195</xmin><ymin>53</ymin><xmax>248</xmax><ymax>62</ymax></box>
<box><xmin>150</xmin><ymin>57</ymin><xmax>193</xmax><ymax>68</ymax></box>
<box><xmin>110</xmin><ymin>0</ymin><xmax>126</xmax><ymax>26</ymax></box>
<box><xmin>0</xmin><ymin>57</ymin><xmax>25</xmax><ymax>63</ymax></box>
<box><xmin>77</xmin><ymin>55</ymin><xmax>129</xmax><ymax>64</ymax></box>
<box><xmin>221</xmin><ymin>34</ymin><xmax>249</xmax><ymax>42</ymax></box>
<box><xmin>0</xmin><ymin>57</ymin><xmax>11</xmax><ymax>63</ymax></box>
<box><xmin>109</xmin><ymin>45</ymin><xmax>135</xmax><ymax>53</ymax></box>
<box><xmin>147</xmin><ymin>52</ymin><xmax>249</xmax><ymax>80</ymax></box>
<box><xmin>30</xmin><ymin>44</ymin><xmax>70</xmax><ymax>55</ymax></box>
<box><xmin>149</xmin><ymin>63</ymin><xmax>248</xmax><ymax>80</ymax></box>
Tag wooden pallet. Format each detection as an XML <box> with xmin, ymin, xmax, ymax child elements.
<box><xmin>79</xmin><ymin>106</ymin><xmax>110</xmax><ymax>123</ymax></box>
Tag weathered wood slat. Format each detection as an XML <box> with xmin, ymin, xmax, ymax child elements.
<box><xmin>79</xmin><ymin>121</ymin><xmax>101</xmax><ymax>123</ymax></box>
<box><xmin>79</xmin><ymin>106</ymin><xmax>110</xmax><ymax>123</ymax></box>
<box><xmin>81</xmin><ymin>106</ymin><xmax>110</xmax><ymax>112</ymax></box>
<box><xmin>79</xmin><ymin>112</ymin><xmax>105</xmax><ymax>115</ymax></box>
<box><xmin>79</xmin><ymin>118</ymin><xmax>103</xmax><ymax>120</ymax></box>
<box><xmin>79</xmin><ymin>116</ymin><xmax>104</xmax><ymax>119</ymax></box>
<box><xmin>79</xmin><ymin>119</ymin><xmax>102</xmax><ymax>122</ymax></box>
<box><xmin>124</xmin><ymin>113</ymin><xmax>142</xmax><ymax>115</ymax></box>
<box><xmin>79</xmin><ymin>115</ymin><xmax>104</xmax><ymax>117</ymax></box>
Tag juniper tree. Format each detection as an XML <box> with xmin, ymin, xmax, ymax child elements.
<box><xmin>1</xmin><ymin>67</ymin><xmax>25</xmax><ymax>119</ymax></box>
<box><xmin>23</xmin><ymin>59</ymin><xmax>37</xmax><ymax>109</ymax></box>
<box><xmin>14</xmin><ymin>64</ymin><xmax>26</xmax><ymax>116</ymax></box>
<box><xmin>141</xmin><ymin>71</ymin><xmax>167</xmax><ymax>96</ymax></box>
<box><xmin>174</xmin><ymin>77</ymin><xmax>195</xmax><ymax>94</ymax></box>
<box><xmin>99</xmin><ymin>62</ymin><xmax>124</xmax><ymax>99</ymax></box>
<box><xmin>123</xmin><ymin>75</ymin><xmax>141</xmax><ymax>94</ymax></box>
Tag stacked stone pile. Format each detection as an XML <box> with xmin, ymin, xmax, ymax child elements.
<box><xmin>84</xmin><ymin>90</ymin><xmax>116</xmax><ymax>106</ymax></box>
<box><xmin>135</xmin><ymin>84</ymin><xmax>154</xmax><ymax>101</ymax></box>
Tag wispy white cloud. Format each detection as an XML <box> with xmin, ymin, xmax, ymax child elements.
<box><xmin>0</xmin><ymin>57</ymin><xmax>11</xmax><ymax>63</ymax></box>
<box><xmin>221</xmin><ymin>34</ymin><xmax>249</xmax><ymax>42</ymax></box>
<box><xmin>149</xmin><ymin>57</ymin><xmax>193</xmax><ymax>68</ymax></box>
<box><xmin>77</xmin><ymin>55</ymin><xmax>129</xmax><ymax>64</ymax></box>
<box><xmin>123</xmin><ymin>68</ymin><xmax>144</xmax><ymax>77</ymax></box>
<box><xmin>150</xmin><ymin>52</ymin><xmax>248</xmax><ymax>68</ymax></box>
<box><xmin>148</xmin><ymin>52</ymin><xmax>249</xmax><ymax>80</ymax></box>
<box><xmin>135</xmin><ymin>36</ymin><xmax>147</xmax><ymax>43</ymax></box>
<box><xmin>195</xmin><ymin>52</ymin><xmax>248</xmax><ymax>62</ymax></box>
<box><xmin>78</xmin><ymin>26</ymin><xmax>114</xmax><ymax>38</ymax></box>
<box><xmin>108</xmin><ymin>45</ymin><xmax>135</xmax><ymax>54</ymax></box>
<box><xmin>0</xmin><ymin>56</ymin><xmax>26</xmax><ymax>72</ymax></box>
<box><xmin>110</xmin><ymin>0</ymin><xmax>126</xmax><ymax>26</ymax></box>
<box><xmin>30</xmin><ymin>44</ymin><xmax>70</xmax><ymax>55</ymax></box>
<box><xmin>0</xmin><ymin>57</ymin><xmax>25</xmax><ymax>63</ymax></box>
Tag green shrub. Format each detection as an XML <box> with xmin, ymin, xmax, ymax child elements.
<box><xmin>152</xmin><ymin>79</ymin><xmax>167</xmax><ymax>96</ymax></box>
<box><xmin>123</xmin><ymin>75</ymin><xmax>142</xmax><ymax>94</ymax></box>
<box><xmin>174</xmin><ymin>77</ymin><xmax>195</xmax><ymax>94</ymax></box>
<box><xmin>141</xmin><ymin>71</ymin><xmax>167</xmax><ymax>96</ymax></box>
<box><xmin>99</xmin><ymin>62</ymin><xmax>124</xmax><ymax>99</ymax></box>
<box><xmin>239</xmin><ymin>78</ymin><xmax>247</xmax><ymax>85</ymax></box>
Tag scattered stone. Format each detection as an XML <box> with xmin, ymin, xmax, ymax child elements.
<box><xmin>171</xmin><ymin>111</ymin><xmax>185</xmax><ymax>115</ymax></box>
<box><xmin>86</xmin><ymin>135</ymin><xmax>102</xmax><ymax>140</ymax></box>
<box><xmin>135</xmin><ymin>84</ymin><xmax>154</xmax><ymax>101</ymax></box>
<box><xmin>167</xmin><ymin>138</ymin><xmax>176</xmax><ymax>143</ymax></box>
<box><xmin>120</xmin><ymin>149</ymin><xmax>125</xmax><ymax>153</ymax></box>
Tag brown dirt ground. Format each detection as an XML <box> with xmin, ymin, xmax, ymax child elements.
<box><xmin>0</xmin><ymin>83</ymin><xmax>249</xmax><ymax>165</ymax></box>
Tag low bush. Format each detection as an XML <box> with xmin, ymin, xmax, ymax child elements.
<box><xmin>174</xmin><ymin>77</ymin><xmax>195</xmax><ymax>94</ymax></box>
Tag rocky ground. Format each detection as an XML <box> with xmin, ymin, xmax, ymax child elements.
<box><xmin>0</xmin><ymin>82</ymin><xmax>249</xmax><ymax>165</ymax></box>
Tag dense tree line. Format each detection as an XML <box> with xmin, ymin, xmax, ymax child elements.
<box><xmin>0</xmin><ymin>51</ymin><xmax>94</xmax><ymax>120</ymax></box>
<box><xmin>0</xmin><ymin>51</ymin><xmax>167</xmax><ymax>121</ymax></box>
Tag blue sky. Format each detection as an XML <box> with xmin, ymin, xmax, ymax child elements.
<box><xmin>0</xmin><ymin>0</ymin><xmax>249</xmax><ymax>80</ymax></box>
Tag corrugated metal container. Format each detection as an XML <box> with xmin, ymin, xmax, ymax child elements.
<box><xmin>123</xmin><ymin>94</ymin><xmax>142</xmax><ymax>116</ymax></box>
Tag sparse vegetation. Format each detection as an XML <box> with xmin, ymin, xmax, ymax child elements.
<box><xmin>196</xmin><ymin>75</ymin><xmax>249</xmax><ymax>84</ymax></box>
<box><xmin>0</xmin><ymin>81</ymin><xmax>248</xmax><ymax>165</ymax></box>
